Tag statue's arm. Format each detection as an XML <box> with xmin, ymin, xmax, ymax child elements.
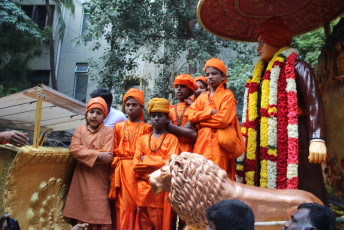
<box><xmin>295</xmin><ymin>60</ymin><xmax>326</xmax><ymax>163</ymax></box>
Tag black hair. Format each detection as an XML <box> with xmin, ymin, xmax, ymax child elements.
<box><xmin>206</xmin><ymin>199</ymin><xmax>255</xmax><ymax>230</ymax></box>
<box><xmin>125</xmin><ymin>96</ymin><xmax>135</xmax><ymax>103</ymax></box>
<box><xmin>196</xmin><ymin>79</ymin><xmax>208</xmax><ymax>88</ymax></box>
<box><xmin>90</xmin><ymin>88</ymin><xmax>113</xmax><ymax>109</ymax></box>
<box><xmin>298</xmin><ymin>203</ymin><xmax>336</xmax><ymax>230</ymax></box>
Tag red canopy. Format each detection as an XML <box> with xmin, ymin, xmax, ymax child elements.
<box><xmin>197</xmin><ymin>0</ymin><xmax>344</xmax><ymax>42</ymax></box>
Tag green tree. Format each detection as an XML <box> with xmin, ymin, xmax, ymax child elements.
<box><xmin>0</xmin><ymin>0</ymin><xmax>45</xmax><ymax>96</ymax></box>
<box><xmin>84</xmin><ymin>0</ymin><xmax>256</xmax><ymax>104</ymax></box>
<box><xmin>291</xmin><ymin>18</ymin><xmax>341</xmax><ymax>68</ymax></box>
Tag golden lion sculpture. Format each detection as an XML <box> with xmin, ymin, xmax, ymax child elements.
<box><xmin>148</xmin><ymin>152</ymin><xmax>323</xmax><ymax>230</ymax></box>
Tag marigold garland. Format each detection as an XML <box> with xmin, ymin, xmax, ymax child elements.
<box><xmin>236</xmin><ymin>47</ymin><xmax>299</xmax><ymax>189</ymax></box>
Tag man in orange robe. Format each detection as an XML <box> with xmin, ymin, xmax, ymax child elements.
<box><xmin>108</xmin><ymin>88</ymin><xmax>151</xmax><ymax>230</ymax></box>
<box><xmin>63</xmin><ymin>97</ymin><xmax>114</xmax><ymax>230</ymax></box>
<box><xmin>168</xmin><ymin>74</ymin><xmax>198</xmax><ymax>153</ymax></box>
<box><xmin>188</xmin><ymin>58</ymin><xmax>242</xmax><ymax>180</ymax></box>
<box><xmin>133</xmin><ymin>98</ymin><xmax>179</xmax><ymax>230</ymax></box>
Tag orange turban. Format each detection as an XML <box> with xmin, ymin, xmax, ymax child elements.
<box><xmin>174</xmin><ymin>74</ymin><xmax>198</xmax><ymax>92</ymax></box>
<box><xmin>123</xmin><ymin>88</ymin><xmax>144</xmax><ymax>105</ymax></box>
<box><xmin>147</xmin><ymin>98</ymin><xmax>170</xmax><ymax>115</ymax></box>
<box><xmin>86</xmin><ymin>97</ymin><xmax>108</xmax><ymax>116</ymax></box>
<box><xmin>123</xmin><ymin>88</ymin><xmax>145</xmax><ymax>121</ymax></box>
<box><xmin>256</xmin><ymin>17</ymin><xmax>292</xmax><ymax>49</ymax></box>
<box><xmin>204</xmin><ymin>58</ymin><xmax>227</xmax><ymax>84</ymax></box>
<box><xmin>195</xmin><ymin>76</ymin><xmax>207</xmax><ymax>86</ymax></box>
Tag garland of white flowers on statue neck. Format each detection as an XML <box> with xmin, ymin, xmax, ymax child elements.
<box><xmin>238</xmin><ymin>46</ymin><xmax>299</xmax><ymax>189</ymax></box>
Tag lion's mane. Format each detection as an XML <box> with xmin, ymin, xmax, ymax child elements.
<box><xmin>167</xmin><ymin>152</ymin><xmax>228</xmax><ymax>230</ymax></box>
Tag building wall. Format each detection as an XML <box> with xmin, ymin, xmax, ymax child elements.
<box><xmin>22</xmin><ymin>0</ymin><xmax>241</xmax><ymax>107</ymax></box>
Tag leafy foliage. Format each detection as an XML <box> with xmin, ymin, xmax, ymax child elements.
<box><xmin>84</xmin><ymin>0</ymin><xmax>257</xmax><ymax>105</ymax></box>
<box><xmin>291</xmin><ymin>29</ymin><xmax>325</xmax><ymax>68</ymax></box>
<box><xmin>0</xmin><ymin>0</ymin><xmax>46</xmax><ymax>97</ymax></box>
<box><xmin>291</xmin><ymin>18</ymin><xmax>341</xmax><ymax>68</ymax></box>
<box><xmin>0</xmin><ymin>0</ymin><xmax>44</xmax><ymax>40</ymax></box>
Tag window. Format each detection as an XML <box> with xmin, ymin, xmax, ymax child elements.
<box><xmin>22</xmin><ymin>5</ymin><xmax>55</xmax><ymax>29</ymax></box>
<box><xmin>27</xmin><ymin>70</ymin><xmax>50</xmax><ymax>87</ymax></box>
<box><xmin>73</xmin><ymin>64</ymin><xmax>89</xmax><ymax>103</ymax></box>
<box><xmin>123</xmin><ymin>77</ymin><xmax>141</xmax><ymax>91</ymax></box>
<box><xmin>80</xmin><ymin>5</ymin><xmax>91</xmax><ymax>42</ymax></box>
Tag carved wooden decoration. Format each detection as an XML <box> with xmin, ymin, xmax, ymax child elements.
<box><xmin>0</xmin><ymin>145</ymin><xmax>74</xmax><ymax>229</ymax></box>
<box><xmin>27</xmin><ymin>177</ymin><xmax>71</xmax><ymax>230</ymax></box>
<box><xmin>315</xmin><ymin>18</ymin><xmax>344</xmax><ymax>199</ymax></box>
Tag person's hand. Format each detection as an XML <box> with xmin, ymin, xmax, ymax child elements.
<box><xmin>71</xmin><ymin>223</ymin><xmax>89</xmax><ymax>230</ymax></box>
<box><xmin>184</xmin><ymin>98</ymin><xmax>194</xmax><ymax>105</ymax></box>
<box><xmin>98</xmin><ymin>152</ymin><xmax>114</xmax><ymax>164</ymax></box>
<box><xmin>140</xmin><ymin>154</ymin><xmax>145</xmax><ymax>162</ymax></box>
<box><xmin>183</xmin><ymin>121</ymin><xmax>196</xmax><ymax>129</ymax></box>
<box><xmin>0</xmin><ymin>131</ymin><xmax>28</xmax><ymax>147</ymax></box>
<box><xmin>0</xmin><ymin>214</ymin><xmax>10</xmax><ymax>230</ymax></box>
<box><xmin>308</xmin><ymin>141</ymin><xmax>327</xmax><ymax>163</ymax></box>
<box><xmin>211</xmin><ymin>109</ymin><xmax>217</xmax><ymax>115</ymax></box>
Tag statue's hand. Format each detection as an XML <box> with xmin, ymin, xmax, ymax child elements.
<box><xmin>308</xmin><ymin>141</ymin><xmax>327</xmax><ymax>164</ymax></box>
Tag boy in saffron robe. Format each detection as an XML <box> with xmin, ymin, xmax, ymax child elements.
<box><xmin>194</xmin><ymin>76</ymin><xmax>208</xmax><ymax>99</ymax></box>
<box><xmin>108</xmin><ymin>88</ymin><xmax>152</xmax><ymax>230</ymax></box>
<box><xmin>133</xmin><ymin>98</ymin><xmax>179</xmax><ymax>230</ymax></box>
<box><xmin>63</xmin><ymin>97</ymin><xmax>114</xmax><ymax>230</ymax></box>
<box><xmin>167</xmin><ymin>74</ymin><xmax>198</xmax><ymax>153</ymax></box>
<box><xmin>188</xmin><ymin>58</ymin><xmax>241</xmax><ymax>180</ymax></box>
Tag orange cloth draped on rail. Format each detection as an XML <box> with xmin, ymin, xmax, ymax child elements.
<box><xmin>63</xmin><ymin>123</ymin><xmax>114</xmax><ymax>225</ymax></box>
<box><xmin>133</xmin><ymin>133</ymin><xmax>179</xmax><ymax>230</ymax></box>
<box><xmin>188</xmin><ymin>83</ymin><xmax>237</xmax><ymax>180</ymax></box>
<box><xmin>169</xmin><ymin>102</ymin><xmax>194</xmax><ymax>152</ymax></box>
<box><xmin>108</xmin><ymin>120</ymin><xmax>152</xmax><ymax>230</ymax></box>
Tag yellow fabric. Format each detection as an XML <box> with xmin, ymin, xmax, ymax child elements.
<box><xmin>147</xmin><ymin>98</ymin><xmax>170</xmax><ymax>115</ymax></box>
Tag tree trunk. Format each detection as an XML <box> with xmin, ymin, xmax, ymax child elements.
<box><xmin>188</xmin><ymin>49</ymin><xmax>197</xmax><ymax>74</ymax></box>
<box><xmin>187</xmin><ymin>18</ymin><xmax>196</xmax><ymax>74</ymax></box>
<box><xmin>45</xmin><ymin>0</ymin><xmax>58</xmax><ymax>90</ymax></box>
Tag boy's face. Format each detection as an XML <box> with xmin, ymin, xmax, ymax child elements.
<box><xmin>174</xmin><ymin>84</ymin><xmax>193</xmax><ymax>102</ymax></box>
<box><xmin>205</xmin><ymin>67</ymin><xmax>225</xmax><ymax>89</ymax></box>
<box><xmin>86</xmin><ymin>108</ymin><xmax>105</xmax><ymax>130</ymax></box>
<box><xmin>195</xmin><ymin>80</ymin><xmax>207</xmax><ymax>98</ymax></box>
<box><xmin>283</xmin><ymin>208</ymin><xmax>311</xmax><ymax>230</ymax></box>
<box><xmin>125</xmin><ymin>98</ymin><xmax>142</xmax><ymax>120</ymax></box>
<box><xmin>150</xmin><ymin>112</ymin><xmax>169</xmax><ymax>130</ymax></box>
<box><xmin>257</xmin><ymin>35</ymin><xmax>279</xmax><ymax>63</ymax></box>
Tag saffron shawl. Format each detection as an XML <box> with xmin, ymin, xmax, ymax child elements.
<box><xmin>236</xmin><ymin>47</ymin><xmax>299</xmax><ymax>189</ymax></box>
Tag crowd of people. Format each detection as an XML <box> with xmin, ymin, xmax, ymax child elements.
<box><xmin>62</xmin><ymin>55</ymin><xmax>247</xmax><ymax>230</ymax></box>
<box><xmin>0</xmin><ymin>16</ymin><xmax>337</xmax><ymax>230</ymax></box>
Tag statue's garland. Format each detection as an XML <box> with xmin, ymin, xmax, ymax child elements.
<box><xmin>237</xmin><ymin>47</ymin><xmax>299</xmax><ymax>189</ymax></box>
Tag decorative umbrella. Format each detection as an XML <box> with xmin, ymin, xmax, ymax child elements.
<box><xmin>197</xmin><ymin>0</ymin><xmax>344</xmax><ymax>42</ymax></box>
